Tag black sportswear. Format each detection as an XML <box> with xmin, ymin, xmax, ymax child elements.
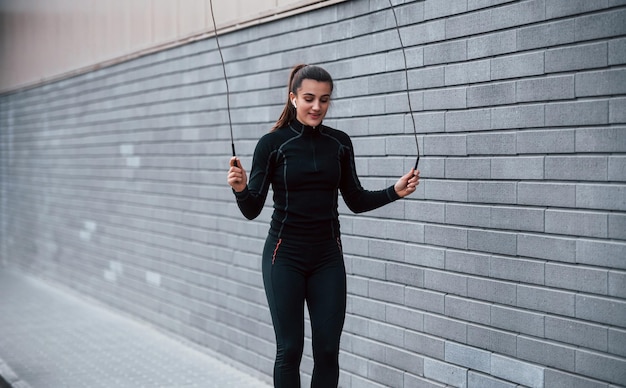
<box><xmin>234</xmin><ymin>120</ymin><xmax>400</xmax><ymax>242</ymax></box>
<box><xmin>233</xmin><ymin>119</ymin><xmax>400</xmax><ymax>387</ymax></box>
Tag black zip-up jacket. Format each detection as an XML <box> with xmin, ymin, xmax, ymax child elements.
<box><xmin>234</xmin><ymin>120</ymin><xmax>400</xmax><ymax>242</ymax></box>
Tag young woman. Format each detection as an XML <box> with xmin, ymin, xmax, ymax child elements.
<box><xmin>227</xmin><ymin>64</ymin><xmax>419</xmax><ymax>387</ymax></box>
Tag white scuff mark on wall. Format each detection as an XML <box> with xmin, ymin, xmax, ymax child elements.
<box><xmin>126</xmin><ymin>156</ymin><xmax>141</xmax><ymax>168</ymax></box>
<box><xmin>146</xmin><ymin>271</ymin><xmax>161</xmax><ymax>287</ymax></box>
<box><xmin>79</xmin><ymin>220</ymin><xmax>97</xmax><ymax>241</ymax></box>
<box><xmin>119</xmin><ymin>144</ymin><xmax>134</xmax><ymax>155</ymax></box>
<box><xmin>104</xmin><ymin>261</ymin><xmax>124</xmax><ymax>283</ymax></box>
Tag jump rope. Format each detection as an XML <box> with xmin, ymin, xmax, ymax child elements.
<box><xmin>209</xmin><ymin>0</ymin><xmax>420</xmax><ymax>170</ymax></box>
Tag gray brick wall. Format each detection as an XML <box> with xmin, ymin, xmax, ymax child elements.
<box><xmin>1</xmin><ymin>0</ymin><xmax>625</xmax><ymax>387</ymax></box>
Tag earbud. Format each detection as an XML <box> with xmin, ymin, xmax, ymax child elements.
<box><xmin>292</xmin><ymin>99</ymin><xmax>297</xmax><ymax>108</ymax></box>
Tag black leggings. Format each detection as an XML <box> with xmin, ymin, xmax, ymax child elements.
<box><xmin>262</xmin><ymin>235</ymin><xmax>347</xmax><ymax>388</ymax></box>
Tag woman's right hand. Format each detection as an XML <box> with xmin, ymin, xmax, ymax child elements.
<box><xmin>227</xmin><ymin>157</ymin><xmax>247</xmax><ymax>192</ymax></box>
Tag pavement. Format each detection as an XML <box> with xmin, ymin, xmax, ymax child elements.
<box><xmin>0</xmin><ymin>269</ymin><xmax>272</xmax><ymax>388</ymax></box>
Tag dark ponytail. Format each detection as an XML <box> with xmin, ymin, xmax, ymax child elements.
<box><xmin>271</xmin><ymin>64</ymin><xmax>334</xmax><ymax>131</ymax></box>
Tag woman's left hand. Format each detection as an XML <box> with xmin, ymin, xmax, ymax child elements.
<box><xmin>394</xmin><ymin>168</ymin><xmax>420</xmax><ymax>198</ymax></box>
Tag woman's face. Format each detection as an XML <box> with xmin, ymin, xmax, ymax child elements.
<box><xmin>290</xmin><ymin>79</ymin><xmax>332</xmax><ymax>128</ymax></box>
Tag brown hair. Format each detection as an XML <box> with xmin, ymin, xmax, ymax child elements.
<box><xmin>271</xmin><ymin>64</ymin><xmax>334</xmax><ymax>131</ymax></box>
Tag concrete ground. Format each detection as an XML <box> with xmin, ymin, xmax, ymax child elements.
<box><xmin>0</xmin><ymin>269</ymin><xmax>271</xmax><ymax>388</ymax></box>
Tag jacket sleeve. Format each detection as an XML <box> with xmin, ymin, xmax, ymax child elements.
<box><xmin>338</xmin><ymin>133</ymin><xmax>400</xmax><ymax>214</ymax></box>
<box><xmin>233</xmin><ymin>135</ymin><xmax>274</xmax><ymax>220</ymax></box>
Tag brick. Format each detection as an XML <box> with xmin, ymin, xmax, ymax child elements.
<box><xmin>575</xmin><ymin>8</ymin><xmax>626</xmax><ymax>41</ymax></box>
<box><xmin>445</xmin><ymin>108</ymin><xmax>491</xmax><ymax>132</ymax></box>
<box><xmin>467</xmin><ymin>324</ymin><xmax>517</xmax><ymax>357</ymax></box>
<box><xmin>518</xmin><ymin>284</ymin><xmax>576</xmax><ymax>317</ymax></box>
<box><xmin>352</xmin><ymin>336</ymin><xmax>386</xmax><ymax>362</ymax></box>
<box><xmin>491</xmin><ymin>0</ymin><xmax>545</xmax><ymax>30</ymax></box>
<box><xmin>517</xmin><ymin>129</ymin><xmax>575</xmax><ymax>154</ymax></box>
<box><xmin>576</xmin><ymin>239</ymin><xmax>626</xmax><ymax>269</ymax></box>
<box><xmin>577</xmin><ymin>184</ymin><xmax>626</xmax><ymax>211</ymax></box>
<box><xmin>546</xmin><ymin>263</ymin><xmax>608</xmax><ymax>294</ymax></box>
<box><xmin>467</xmin><ymin>30</ymin><xmax>517</xmax><ymax>59</ymax></box>
<box><xmin>517</xmin><ymin>181</ymin><xmax>576</xmax><ymax>207</ymax></box>
<box><xmin>491</xmin><ymin>206</ymin><xmax>545</xmax><ymax>232</ymax></box>
<box><xmin>405</xmin><ymin>286</ymin><xmax>445</xmax><ymax>314</ymax></box>
<box><xmin>546</xmin><ymin>0</ymin><xmax>611</xmax><ymax>18</ymax></box>
<box><xmin>491</xmin><ymin>256</ymin><xmax>545</xmax><ymax>284</ymax></box>
<box><xmin>445</xmin><ymin>295</ymin><xmax>491</xmax><ymax>325</ymax></box>
<box><xmin>516</xmin><ymin>75</ymin><xmax>576</xmax><ymax>102</ymax></box>
<box><xmin>467</xmin><ymin>371</ymin><xmax>517</xmax><ymax>388</ymax></box>
<box><xmin>369</xmin><ymin>320</ymin><xmax>405</xmax><ymax>348</ymax></box>
<box><xmin>609</xmin><ymin>98</ymin><xmax>626</xmax><ymax>124</ymax></box>
<box><xmin>403</xmin><ymin>374</ymin><xmax>446</xmax><ymax>388</ymax></box>
<box><xmin>353</xmin><ymin>257</ymin><xmax>386</xmax><ymax>279</ymax></box>
<box><xmin>467</xmin><ymin>82</ymin><xmax>515</xmax><ymax>108</ymax></box>
<box><xmin>424</xmin><ymin>134</ymin><xmax>467</xmax><ymax>156</ymax></box>
<box><xmin>544</xmin><ymin>369</ymin><xmax>610</xmax><ymax>388</ymax></box>
<box><xmin>468</xmin><ymin>181</ymin><xmax>517</xmax><ymax>204</ymax></box>
<box><xmin>409</xmin><ymin>66</ymin><xmax>445</xmax><ymax>90</ymax></box>
<box><xmin>545</xmin><ymin>42</ymin><xmax>608</xmax><ymax>73</ymax></box>
<box><xmin>546</xmin><ymin>100</ymin><xmax>609</xmax><ymax>127</ymax></box>
<box><xmin>517</xmin><ymin>19</ymin><xmax>577</xmax><ymax>50</ymax></box>
<box><xmin>385</xmin><ymin>304</ymin><xmax>424</xmax><ymax>332</ymax></box>
<box><xmin>445</xmin><ymin>203</ymin><xmax>491</xmax><ymax>228</ymax></box>
<box><xmin>369</xmin><ymin>279</ymin><xmax>405</xmax><ymax>304</ymax></box>
<box><xmin>467</xmin><ymin>277</ymin><xmax>517</xmax><ymax>306</ymax></box>
<box><xmin>368</xmin><ymin>360</ymin><xmax>404</xmax><ymax>388</ymax></box>
<box><xmin>491</xmin><ymin>305</ymin><xmax>545</xmax><ymax>337</ymax></box>
<box><xmin>491</xmin><ymin>104</ymin><xmax>544</xmax><ymax>129</ymax></box>
<box><xmin>424</xmin><ymin>314</ymin><xmax>467</xmax><ymax>343</ymax></box>
<box><xmin>609</xmin><ymin>213</ymin><xmax>626</xmax><ymax>240</ymax></box>
<box><xmin>446</xmin><ymin>8</ymin><xmax>493</xmax><ymax>39</ymax></box>
<box><xmin>385</xmin><ymin>347</ymin><xmax>424</xmax><ymax>377</ymax></box>
<box><xmin>386</xmin><ymin>262</ymin><xmax>424</xmax><ymax>288</ymax></box>
<box><xmin>424</xmin><ymin>268</ymin><xmax>468</xmax><ymax>296</ymax></box>
<box><xmin>546</xmin><ymin>156</ymin><xmax>608</xmax><ymax>181</ymax></box>
<box><xmin>350</xmin><ymin>296</ymin><xmax>387</xmax><ymax>321</ymax></box>
<box><xmin>608</xmin><ymin>328</ymin><xmax>626</xmax><ymax>357</ymax></box>
<box><xmin>424</xmin><ymin>40</ymin><xmax>467</xmax><ymax>66</ymax></box>
<box><xmin>545</xmin><ymin>209</ymin><xmax>608</xmax><ymax>238</ymax></box>
<box><xmin>423</xmin><ymin>87</ymin><xmax>467</xmax><ymax>110</ymax></box>
<box><xmin>575</xmin><ymin>349</ymin><xmax>626</xmax><ymax>385</ymax></box>
<box><xmin>576</xmin><ymin>127</ymin><xmax>626</xmax><ymax>153</ymax></box>
<box><xmin>545</xmin><ymin>316</ymin><xmax>608</xmax><ymax>352</ymax></box>
<box><xmin>425</xmin><ymin>180</ymin><xmax>468</xmax><ymax>202</ymax></box>
<box><xmin>423</xmin><ymin>357</ymin><xmax>468</xmax><ymax>387</ymax></box>
<box><xmin>576</xmin><ymin>68</ymin><xmax>626</xmax><ymax>97</ymax></box>
<box><xmin>405</xmin><ymin>200</ymin><xmax>445</xmax><ymax>223</ymax></box>
<box><xmin>609</xmin><ymin>36</ymin><xmax>626</xmax><ymax>65</ymax></box>
<box><xmin>445</xmin><ymin>157</ymin><xmax>491</xmax><ymax>179</ymax></box>
<box><xmin>467</xmin><ymin>0</ymin><xmax>517</xmax><ymax>11</ymax></box>
<box><xmin>576</xmin><ymin>294</ymin><xmax>626</xmax><ymax>327</ymax></box>
<box><xmin>492</xmin><ymin>52</ymin><xmax>544</xmax><ymax>80</ymax></box>
<box><xmin>405</xmin><ymin>329</ymin><xmax>445</xmax><ymax>359</ymax></box>
<box><xmin>491</xmin><ymin>156</ymin><xmax>544</xmax><ymax>179</ymax></box>
<box><xmin>424</xmin><ymin>0</ymin><xmax>468</xmax><ymax>19</ymax></box>
<box><xmin>444</xmin><ymin>59</ymin><xmax>491</xmax><ymax>86</ymax></box>
<box><xmin>424</xmin><ymin>224</ymin><xmax>469</xmax><ymax>250</ymax></box>
<box><xmin>609</xmin><ymin>270</ymin><xmax>626</xmax><ymax>299</ymax></box>
<box><xmin>517</xmin><ymin>335</ymin><xmax>576</xmax><ymax>371</ymax></box>
<box><xmin>445</xmin><ymin>249</ymin><xmax>490</xmax><ymax>276</ymax></box>
<box><xmin>412</xmin><ymin>111</ymin><xmax>445</xmax><ymax>133</ymax></box>
<box><xmin>468</xmin><ymin>229</ymin><xmax>517</xmax><ymax>256</ymax></box>
<box><xmin>490</xmin><ymin>354</ymin><xmax>544</xmax><ymax>388</ymax></box>
<box><xmin>402</xmin><ymin>19</ymin><xmax>446</xmax><ymax>46</ymax></box>
<box><xmin>405</xmin><ymin>245</ymin><xmax>446</xmax><ymax>269</ymax></box>
<box><xmin>445</xmin><ymin>341</ymin><xmax>491</xmax><ymax>373</ymax></box>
